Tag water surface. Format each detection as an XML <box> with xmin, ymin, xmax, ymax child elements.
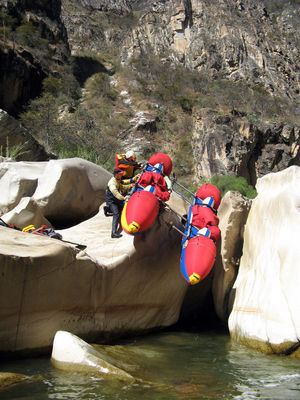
<box><xmin>1</xmin><ymin>330</ymin><xmax>299</xmax><ymax>399</ymax></box>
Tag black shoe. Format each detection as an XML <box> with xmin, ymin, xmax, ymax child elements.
<box><xmin>111</xmin><ymin>233</ymin><xmax>122</xmax><ymax>238</ymax></box>
<box><xmin>104</xmin><ymin>206</ymin><xmax>113</xmax><ymax>217</ymax></box>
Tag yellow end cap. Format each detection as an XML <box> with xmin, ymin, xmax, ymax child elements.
<box><xmin>128</xmin><ymin>221</ymin><xmax>140</xmax><ymax>233</ymax></box>
<box><xmin>189</xmin><ymin>273</ymin><xmax>200</xmax><ymax>285</ymax></box>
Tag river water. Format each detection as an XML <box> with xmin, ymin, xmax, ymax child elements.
<box><xmin>1</xmin><ymin>330</ymin><xmax>299</xmax><ymax>400</ymax></box>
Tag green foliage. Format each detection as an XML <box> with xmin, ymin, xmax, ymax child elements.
<box><xmin>105</xmin><ymin>10</ymin><xmax>141</xmax><ymax>31</ymax></box>
<box><xmin>15</xmin><ymin>21</ymin><xmax>47</xmax><ymax>48</ymax></box>
<box><xmin>128</xmin><ymin>53</ymin><xmax>297</xmax><ymax>124</ymax></box>
<box><xmin>0</xmin><ymin>137</ymin><xmax>29</xmax><ymax>160</ymax></box>
<box><xmin>210</xmin><ymin>175</ymin><xmax>257</xmax><ymax>199</ymax></box>
<box><xmin>173</xmin><ymin>128</ymin><xmax>194</xmax><ymax>176</ymax></box>
<box><xmin>20</xmin><ymin>92</ymin><xmax>59</xmax><ymax>148</ymax></box>
<box><xmin>176</xmin><ymin>96</ymin><xmax>194</xmax><ymax>113</ymax></box>
<box><xmin>52</xmin><ymin>131</ymin><xmax>117</xmax><ymax>171</ymax></box>
<box><xmin>42</xmin><ymin>76</ymin><xmax>65</xmax><ymax>97</ymax></box>
<box><xmin>85</xmin><ymin>73</ymin><xmax>118</xmax><ymax>101</ymax></box>
<box><xmin>263</xmin><ymin>0</ymin><xmax>300</xmax><ymax>13</ymax></box>
<box><xmin>42</xmin><ymin>68</ymin><xmax>81</xmax><ymax>102</ymax></box>
<box><xmin>0</xmin><ymin>8</ymin><xmax>17</xmax><ymax>39</ymax></box>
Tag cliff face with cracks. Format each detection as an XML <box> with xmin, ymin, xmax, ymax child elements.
<box><xmin>120</xmin><ymin>0</ymin><xmax>299</xmax><ymax>102</ymax></box>
<box><xmin>192</xmin><ymin>109</ymin><xmax>300</xmax><ymax>185</ymax></box>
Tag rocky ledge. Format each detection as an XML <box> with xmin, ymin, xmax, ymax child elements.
<box><xmin>0</xmin><ymin>157</ymin><xmax>299</xmax><ymax>359</ymax></box>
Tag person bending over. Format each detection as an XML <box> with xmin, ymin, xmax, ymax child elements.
<box><xmin>116</xmin><ymin>150</ymin><xmax>142</xmax><ymax>179</ymax></box>
<box><xmin>105</xmin><ymin>168</ymin><xmax>140</xmax><ymax>238</ymax></box>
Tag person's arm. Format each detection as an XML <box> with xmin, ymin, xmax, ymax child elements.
<box><xmin>164</xmin><ymin>176</ymin><xmax>172</xmax><ymax>191</ymax></box>
<box><xmin>120</xmin><ymin>181</ymin><xmax>133</xmax><ymax>192</ymax></box>
<box><xmin>118</xmin><ymin>158</ymin><xmax>138</xmax><ymax>168</ymax></box>
<box><xmin>124</xmin><ymin>174</ymin><xmax>140</xmax><ymax>184</ymax></box>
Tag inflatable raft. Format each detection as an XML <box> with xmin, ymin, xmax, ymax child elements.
<box><xmin>121</xmin><ymin>153</ymin><xmax>172</xmax><ymax>235</ymax></box>
<box><xmin>180</xmin><ymin>184</ymin><xmax>221</xmax><ymax>285</ymax></box>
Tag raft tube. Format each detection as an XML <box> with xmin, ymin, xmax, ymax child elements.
<box><xmin>179</xmin><ymin>183</ymin><xmax>221</xmax><ymax>285</ymax></box>
<box><xmin>180</xmin><ymin>234</ymin><xmax>217</xmax><ymax>285</ymax></box>
<box><xmin>121</xmin><ymin>190</ymin><xmax>159</xmax><ymax>235</ymax></box>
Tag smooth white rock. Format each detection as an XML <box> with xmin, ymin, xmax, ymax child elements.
<box><xmin>229</xmin><ymin>166</ymin><xmax>300</xmax><ymax>350</ymax></box>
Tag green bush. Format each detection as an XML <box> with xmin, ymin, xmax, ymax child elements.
<box><xmin>0</xmin><ymin>137</ymin><xmax>29</xmax><ymax>160</ymax></box>
<box><xmin>0</xmin><ymin>8</ymin><xmax>17</xmax><ymax>39</ymax></box>
<box><xmin>210</xmin><ymin>175</ymin><xmax>257</xmax><ymax>199</ymax></box>
<box><xmin>15</xmin><ymin>21</ymin><xmax>48</xmax><ymax>48</ymax></box>
<box><xmin>176</xmin><ymin>96</ymin><xmax>194</xmax><ymax>113</ymax></box>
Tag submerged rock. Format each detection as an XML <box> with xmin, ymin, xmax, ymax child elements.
<box><xmin>51</xmin><ymin>330</ymin><xmax>174</xmax><ymax>390</ymax></box>
<box><xmin>0</xmin><ymin>372</ymin><xmax>30</xmax><ymax>390</ymax></box>
<box><xmin>51</xmin><ymin>331</ymin><xmax>136</xmax><ymax>384</ymax></box>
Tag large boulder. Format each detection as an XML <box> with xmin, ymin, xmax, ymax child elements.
<box><xmin>0</xmin><ymin>158</ymin><xmax>111</xmax><ymax>228</ymax></box>
<box><xmin>0</xmin><ymin>160</ymin><xmax>47</xmax><ymax>215</ymax></box>
<box><xmin>0</xmin><ymin>158</ymin><xmax>188</xmax><ymax>355</ymax></box>
<box><xmin>228</xmin><ymin>166</ymin><xmax>300</xmax><ymax>357</ymax></box>
<box><xmin>0</xmin><ymin>211</ymin><xmax>186</xmax><ymax>355</ymax></box>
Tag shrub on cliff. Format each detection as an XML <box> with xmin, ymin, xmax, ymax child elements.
<box><xmin>15</xmin><ymin>21</ymin><xmax>48</xmax><ymax>49</ymax></box>
<box><xmin>210</xmin><ymin>175</ymin><xmax>257</xmax><ymax>199</ymax></box>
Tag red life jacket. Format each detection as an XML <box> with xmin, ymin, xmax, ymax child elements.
<box><xmin>191</xmin><ymin>205</ymin><xmax>221</xmax><ymax>242</ymax></box>
<box><xmin>139</xmin><ymin>171</ymin><xmax>170</xmax><ymax>201</ymax></box>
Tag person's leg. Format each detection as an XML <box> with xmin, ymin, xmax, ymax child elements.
<box><xmin>109</xmin><ymin>202</ymin><xmax>122</xmax><ymax>238</ymax></box>
<box><xmin>104</xmin><ymin>191</ymin><xmax>114</xmax><ymax>216</ymax></box>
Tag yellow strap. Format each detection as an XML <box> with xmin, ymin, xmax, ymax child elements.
<box><xmin>22</xmin><ymin>225</ymin><xmax>36</xmax><ymax>232</ymax></box>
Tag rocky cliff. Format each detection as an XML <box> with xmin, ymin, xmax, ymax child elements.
<box><xmin>59</xmin><ymin>0</ymin><xmax>300</xmax><ymax>183</ymax></box>
<box><xmin>0</xmin><ymin>0</ymin><xmax>299</xmax><ymax>184</ymax></box>
<box><xmin>0</xmin><ymin>0</ymin><xmax>69</xmax><ymax>116</ymax></box>
<box><xmin>121</xmin><ymin>0</ymin><xmax>299</xmax><ymax>102</ymax></box>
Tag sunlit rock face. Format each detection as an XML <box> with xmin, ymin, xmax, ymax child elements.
<box><xmin>228</xmin><ymin>166</ymin><xmax>300</xmax><ymax>358</ymax></box>
<box><xmin>0</xmin><ymin>158</ymin><xmax>187</xmax><ymax>355</ymax></box>
<box><xmin>192</xmin><ymin>108</ymin><xmax>300</xmax><ymax>186</ymax></box>
<box><xmin>212</xmin><ymin>191</ymin><xmax>251</xmax><ymax>323</ymax></box>
<box><xmin>0</xmin><ymin>158</ymin><xmax>111</xmax><ymax>227</ymax></box>
<box><xmin>121</xmin><ymin>0</ymin><xmax>299</xmax><ymax>102</ymax></box>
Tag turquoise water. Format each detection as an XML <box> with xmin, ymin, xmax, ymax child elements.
<box><xmin>0</xmin><ymin>330</ymin><xmax>299</xmax><ymax>399</ymax></box>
